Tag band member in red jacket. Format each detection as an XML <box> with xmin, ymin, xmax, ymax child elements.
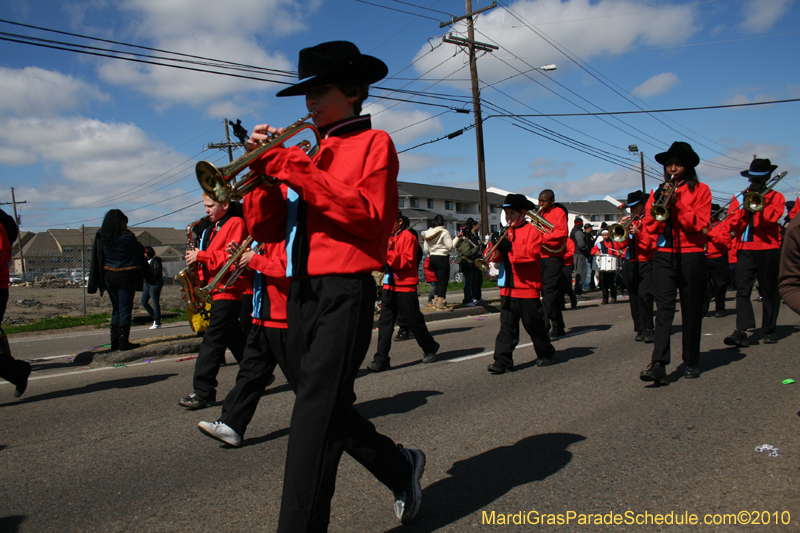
<box><xmin>639</xmin><ymin>142</ymin><xmax>711</xmax><ymax>385</ymax></box>
<box><xmin>591</xmin><ymin>229</ymin><xmax>624</xmax><ymax>304</ymax></box>
<box><xmin>488</xmin><ymin>194</ymin><xmax>556</xmax><ymax>373</ymax></box>
<box><xmin>242</xmin><ymin>42</ymin><xmax>424</xmax><ymax>530</ymax></box>
<box><xmin>537</xmin><ymin>189</ymin><xmax>569</xmax><ymax>337</ymax></box>
<box><xmin>197</xmin><ymin>238</ymin><xmax>287</xmax><ymax>447</ymax></box>
<box><xmin>0</xmin><ymin>208</ymin><xmax>30</xmax><ymax>398</ymax></box>
<box><xmin>724</xmin><ymin>158</ymin><xmax>786</xmax><ymax>347</ymax></box>
<box><xmin>618</xmin><ymin>190</ymin><xmax>655</xmax><ymax>342</ymax></box>
<box><xmin>179</xmin><ymin>195</ymin><xmax>250</xmax><ymax>410</ymax></box>
<box><xmin>702</xmin><ymin>204</ymin><xmax>731</xmax><ymax>318</ymax></box>
<box><xmin>368</xmin><ymin>214</ymin><xmax>440</xmax><ymax>372</ymax></box>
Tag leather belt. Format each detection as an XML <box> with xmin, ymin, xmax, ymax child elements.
<box><xmin>104</xmin><ymin>266</ymin><xmax>141</xmax><ymax>271</ymax></box>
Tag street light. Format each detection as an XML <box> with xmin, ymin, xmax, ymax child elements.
<box><xmin>539</xmin><ymin>64</ymin><xmax>557</xmax><ymax>71</ymax></box>
<box><xmin>628</xmin><ymin>144</ymin><xmax>645</xmax><ymax>193</ymax></box>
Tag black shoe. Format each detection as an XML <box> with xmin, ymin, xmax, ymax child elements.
<box><xmin>611</xmin><ymin>297</ymin><xmax>617</xmax><ymax>302</ymax></box>
<box><xmin>534</xmin><ymin>358</ymin><xmax>553</xmax><ymax>367</ymax></box>
<box><xmin>724</xmin><ymin>329</ymin><xmax>749</xmax><ymax>348</ymax></box>
<box><xmin>422</xmin><ymin>353</ymin><xmax>437</xmax><ymax>364</ymax></box>
<box><xmin>487</xmin><ymin>363</ymin><xmax>513</xmax><ymax>374</ymax></box>
<box><xmin>763</xmin><ymin>333</ymin><xmax>778</xmax><ymax>344</ymax></box>
<box><xmin>683</xmin><ymin>365</ymin><xmax>701</xmax><ymax>379</ymax></box>
<box><xmin>14</xmin><ymin>363</ymin><xmax>32</xmax><ymax>398</ymax></box>
<box><xmin>640</xmin><ymin>362</ymin><xmax>669</xmax><ymax>385</ymax></box>
<box><xmin>550</xmin><ymin>328</ymin><xmax>566</xmax><ymax>338</ymax></box>
<box><xmin>394</xmin><ymin>329</ymin><xmax>410</xmax><ymax>342</ymax></box>
<box><xmin>570</xmin><ymin>296</ymin><xmax>577</xmax><ymax>309</ymax></box>
<box><xmin>367</xmin><ymin>359</ymin><xmax>391</xmax><ymax>372</ymax></box>
<box><xmin>602</xmin><ymin>299</ymin><xmax>609</xmax><ymax>305</ymax></box>
<box><xmin>393</xmin><ymin>446</ymin><xmax>425</xmax><ymax>523</ymax></box>
<box><xmin>179</xmin><ymin>393</ymin><xmax>214</xmax><ymax>410</ymax></box>
<box><xmin>715</xmin><ymin>309</ymin><xmax>727</xmax><ymax>318</ymax></box>
<box><xmin>643</xmin><ymin>329</ymin><xmax>655</xmax><ymax>344</ymax></box>
<box><xmin>634</xmin><ymin>331</ymin><xmax>645</xmax><ymax>342</ymax></box>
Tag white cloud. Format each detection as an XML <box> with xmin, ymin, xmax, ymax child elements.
<box><xmin>413</xmin><ymin>0</ymin><xmax>699</xmax><ymax>85</ymax></box>
<box><xmin>370</xmin><ymin>104</ymin><xmax>444</xmax><ymax>146</ymax></box>
<box><xmin>525</xmin><ymin>167</ymin><xmax>639</xmax><ymax>201</ymax></box>
<box><xmin>529</xmin><ymin>157</ymin><xmax>549</xmax><ymax>167</ymax></box>
<box><xmin>740</xmin><ymin>0</ymin><xmax>795</xmax><ymax>33</ymax></box>
<box><xmin>632</xmin><ymin>72</ymin><xmax>680</xmax><ymax>98</ymax></box>
<box><xmin>0</xmin><ymin>67</ymin><xmax>109</xmax><ymax>117</ymax></box>
<box><xmin>398</xmin><ymin>152</ymin><xmax>465</xmax><ymax>174</ymax></box>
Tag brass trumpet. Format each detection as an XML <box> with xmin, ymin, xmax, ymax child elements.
<box><xmin>474</xmin><ymin>226</ymin><xmax>509</xmax><ymax>272</ymax></box>
<box><xmin>607</xmin><ymin>214</ymin><xmax>642</xmax><ymax>243</ymax></box>
<box><xmin>526</xmin><ymin>211</ymin><xmax>554</xmax><ymax>234</ymax></box>
<box><xmin>196</xmin><ymin>113</ymin><xmax>320</xmax><ymax>203</ymax></box>
<box><xmin>650</xmin><ymin>175</ymin><xmax>682</xmax><ymax>222</ymax></box>
<box><xmin>195</xmin><ymin>236</ymin><xmax>255</xmax><ymax>304</ymax></box>
<box><xmin>742</xmin><ymin>171</ymin><xmax>788</xmax><ymax>213</ymax></box>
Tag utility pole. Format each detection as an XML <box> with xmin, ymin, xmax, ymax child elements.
<box><xmin>1</xmin><ymin>188</ymin><xmax>28</xmax><ymax>280</ymax></box>
<box><xmin>442</xmin><ymin>0</ymin><xmax>498</xmax><ymax>240</ymax></box>
<box><xmin>223</xmin><ymin>119</ymin><xmax>234</xmax><ymax>163</ymax></box>
<box><xmin>639</xmin><ymin>151</ymin><xmax>645</xmax><ymax>193</ymax></box>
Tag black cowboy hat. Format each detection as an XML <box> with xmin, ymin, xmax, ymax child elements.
<box><xmin>740</xmin><ymin>158</ymin><xmax>778</xmax><ymax>179</ymax></box>
<box><xmin>710</xmin><ymin>203</ymin><xmax>721</xmax><ymax>213</ymax></box>
<box><xmin>502</xmin><ymin>193</ymin><xmax>535</xmax><ymax>211</ymax></box>
<box><xmin>277</xmin><ymin>41</ymin><xmax>388</xmax><ymax>97</ymax></box>
<box><xmin>625</xmin><ymin>190</ymin><xmax>645</xmax><ymax>207</ymax></box>
<box><xmin>654</xmin><ymin>141</ymin><xmax>700</xmax><ymax>168</ymax></box>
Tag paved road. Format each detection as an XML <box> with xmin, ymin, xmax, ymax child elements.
<box><xmin>1</xmin><ymin>292</ymin><xmax>798</xmax><ymax>532</ymax></box>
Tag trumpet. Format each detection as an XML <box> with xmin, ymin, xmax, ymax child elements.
<box><xmin>196</xmin><ymin>113</ymin><xmax>320</xmax><ymax>203</ymax></box>
<box><xmin>474</xmin><ymin>226</ymin><xmax>510</xmax><ymax>272</ymax></box>
<box><xmin>607</xmin><ymin>214</ymin><xmax>642</xmax><ymax>243</ymax></box>
<box><xmin>650</xmin><ymin>175</ymin><xmax>682</xmax><ymax>222</ymax></box>
<box><xmin>195</xmin><ymin>236</ymin><xmax>255</xmax><ymax>304</ymax></box>
<box><xmin>526</xmin><ymin>211</ymin><xmax>554</xmax><ymax>234</ymax></box>
<box><xmin>742</xmin><ymin>171</ymin><xmax>788</xmax><ymax>213</ymax></box>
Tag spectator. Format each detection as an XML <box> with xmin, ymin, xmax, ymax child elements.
<box><xmin>141</xmin><ymin>246</ymin><xmax>164</xmax><ymax>329</ymax></box>
<box><xmin>423</xmin><ymin>214</ymin><xmax>454</xmax><ymax>310</ymax></box>
<box><xmin>0</xmin><ymin>208</ymin><xmax>30</xmax><ymax>398</ymax></box>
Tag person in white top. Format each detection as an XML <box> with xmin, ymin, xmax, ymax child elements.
<box><xmin>423</xmin><ymin>214</ymin><xmax>454</xmax><ymax>310</ymax></box>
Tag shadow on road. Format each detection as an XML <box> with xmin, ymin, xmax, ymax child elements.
<box><xmin>0</xmin><ymin>373</ymin><xmax>178</xmax><ymax>408</ymax></box>
<box><xmin>242</xmin><ymin>390</ymin><xmax>443</xmax><ymax>448</ymax></box>
<box><xmin>385</xmin><ymin>432</ymin><xmax>586</xmax><ymax>532</ymax></box>
<box><xmin>430</xmin><ymin>326</ymin><xmax>476</xmax><ymax>337</ymax></box>
<box><xmin>0</xmin><ymin>515</ymin><xmax>25</xmax><ymax>533</ymax></box>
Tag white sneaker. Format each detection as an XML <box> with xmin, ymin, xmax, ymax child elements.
<box><xmin>197</xmin><ymin>421</ymin><xmax>241</xmax><ymax>447</ymax></box>
<box><xmin>149</xmin><ymin>322</ymin><xmax>161</xmax><ymax>330</ymax></box>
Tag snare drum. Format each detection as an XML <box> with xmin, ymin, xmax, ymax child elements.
<box><xmin>593</xmin><ymin>254</ymin><xmax>618</xmax><ymax>272</ymax></box>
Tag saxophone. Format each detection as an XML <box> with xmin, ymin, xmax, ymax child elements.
<box><xmin>176</xmin><ymin>217</ymin><xmax>211</xmax><ymax>321</ymax></box>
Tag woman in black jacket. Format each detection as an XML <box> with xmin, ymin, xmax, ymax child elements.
<box><xmin>141</xmin><ymin>246</ymin><xmax>164</xmax><ymax>329</ymax></box>
<box><xmin>88</xmin><ymin>209</ymin><xmax>146</xmax><ymax>350</ymax></box>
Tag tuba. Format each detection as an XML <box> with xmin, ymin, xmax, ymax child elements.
<box><xmin>176</xmin><ymin>217</ymin><xmax>211</xmax><ymax>327</ymax></box>
<box><xmin>196</xmin><ymin>113</ymin><xmax>320</xmax><ymax>203</ymax></box>
<box><xmin>742</xmin><ymin>171</ymin><xmax>788</xmax><ymax>213</ymax></box>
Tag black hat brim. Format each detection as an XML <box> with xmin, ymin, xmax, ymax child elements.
<box><xmin>740</xmin><ymin>164</ymin><xmax>778</xmax><ymax>178</ymax></box>
<box><xmin>654</xmin><ymin>150</ymin><xmax>700</xmax><ymax>168</ymax></box>
<box><xmin>276</xmin><ymin>55</ymin><xmax>388</xmax><ymax>97</ymax></box>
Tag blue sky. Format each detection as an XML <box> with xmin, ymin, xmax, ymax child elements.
<box><xmin>0</xmin><ymin>0</ymin><xmax>798</xmax><ymax>231</ymax></box>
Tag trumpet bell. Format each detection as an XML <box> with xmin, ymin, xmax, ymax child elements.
<box><xmin>196</xmin><ymin>161</ymin><xmax>233</xmax><ymax>203</ymax></box>
<box><xmin>608</xmin><ymin>224</ymin><xmax>628</xmax><ymax>243</ymax></box>
<box><xmin>474</xmin><ymin>258</ymin><xmax>490</xmax><ymax>272</ymax></box>
<box><xmin>743</xmin><ymin>191</ymin><xmax>765</xmax><ymax>213</ymax></box>
<box><xmin>650</xmin><ymin>204</ymin><xmax>670</xmax><ymax>222</ymax></box>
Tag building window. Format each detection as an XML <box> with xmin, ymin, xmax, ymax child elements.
<box><xmin>427</xmin><ymin>199</ymin><xmax>434</xmax><ymax>209</ymax></box>
<box><xmin>63</xmin><ymin>247</ymin><xmax>73</xmax><ymax>252</ymax></box>
<box><xmin>604</xmin><ymin>214</ymin><xmax>616</xmax><ymax>221</ymax></box>
<box><xmin>410</xmin><ymin>198</ymin><xmax>420</xmax><ymax>208</ymax></box>
<box><xmin>591</xmin><ymin>215</ymin><xmax>600</xmax><ymax>222</ymax></box>
<box><xmin>399</xmin><ymin>198</ymin><xmax>405</xmax><ymax>207</ymax></box>
<box><xmin>490</xmin><ymin>205</ymin><xmax>497</xmax><ymax>213</ymax></box>
<box><xmin>490</xmin><ymin>224</ymin><xmax>498</xmax><ymax>233</ymax></box>
<box><xmin>445</xmin><ymin>201</ymin><xmax>454</xmax><ymax>210</ymax></box>
<box><xmin>28</xmin><ymin>258</ymin><xmax>35</xmax><ymax>264</ymax></box>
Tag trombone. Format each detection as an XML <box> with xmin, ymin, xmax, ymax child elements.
<box><xmin>742</xmin><ymin>171</ymin><xmax>788</xmax><ymax>213</ymax></box>
<box><xmin>195</xmin><ymin>236</ymin><xmax>255</xmax><ymax>304</ymax></box>
<box><xmin>607</xmin><ymin>214</ymin><xmax>643</xmax><ymax>243</ymax></box>
<box><xmin>650</xmin><ymin>175</ymin><xmax>682</xmax><ymax>222</ymax></box>
<box><xmin>196</xmin><ymin>113</ymin><xmax>321</xmax><ymax>203</ymax></box>
<box><xmin>474</xmin><ymin>226</ymin><xmax>509</xmax><ymax>272</ymax></box>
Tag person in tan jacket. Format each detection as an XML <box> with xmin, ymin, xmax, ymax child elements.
<box><xmin>423</xmin><ymin>214</ymin><xmax>454</xmax><ymax>310</ymax></box>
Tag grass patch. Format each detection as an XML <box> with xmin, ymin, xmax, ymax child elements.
<box><xmin>4</xmin><ymin>313</ymin><xmax>111</xmax><ymax>334</ymax></box>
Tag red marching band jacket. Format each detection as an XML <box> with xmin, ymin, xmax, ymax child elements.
<box><xmin>563</xmin><ymin>238</ymin><xmax>575</xmax><ymax>267</ymax></box>
<box><xmin>246</xmin><ymin>242</ymin><xmax>290</xmax><ymax>329</ymax></box>
<box><xmin>496</xmin><ymin>221</ymin><xmax>543</xmax><ymax>299</ymax></box>
<box><xmin>725</xmin><ymin>189</ymin><xmax>785</xmax><ymax>251</ymax></box>
<box><xmin>705</xmin><ymin>217</ymin><xmax>731</xmax><ymax>259</ymax></box>
<box><xmin>619</xmin><ymin>216</ymin><xmax>656</xmax><ymax>262</ymax></box>
<box><xmin>591</xmin><ymin>239</ymin><xmax>624</xmax><ymax>257</ymax></box>
<box><xmin>643</xmin><ymin>181</ymin><xmax>711</xmax><ymax>254</ymax></box>
<box><xmin>196</xmin><ymin>215</ymin><xmax>250</xmax><ymax>301</ymax></box>
<box><xmin>383</xmin><ymin>229</ymin><xmax>419</xmax><ymax>293</ymax></box>
<box><xmin>539</xmin><ymin>205</ymin><xmax>569</xmax><ymax>259</ymax></box>
<box><xmin>245</xmin><ymin>115</ymin><xmax>399</xmax><ymax>278</ymax></box>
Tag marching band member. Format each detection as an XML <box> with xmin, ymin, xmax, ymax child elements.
<box><xmin>242</xmin><ymin>41</ymin><xmax>424</xmax><ymax>530</ymax></box>
<box><xmin>0</xmin><ymin>208</ymin><xmax>30</xmax><ymax>398</ymax></box>
<box><xmin>723</xmin><ymin>158</ymin><xmax>786</xmax><ymax>347</ymax></box>
<box><xmin>590</xmin><ymin>229</ymin><xmax>623</xmax><ymax>304</ymax></box>
<box><xmin>560</xmin><ymin>236</ymin><xmax>577</xmax><ymax>309</ymax></box>
<box><xmin>197</xmin><ymin>238</ymin><xmax>287</xmax><ymax>447</ymax></box>
<box><xmin>537</xmin><ymin>189</ymin><xmax>569</xmax><ymax>337</ymax></box>
<box><xmin>178</xmin><ymin>195</ymin><xmax>250</xmax><ymax>410</ymax></box>
<box><xmin>488</xmin><ymin>194</ymin><xmax>556</xmax><ymax>373</ymax></box>
<box><xmin>702</xmin><ymin>204</ymin><xmax>731</xmax><ymax>318</ymax></box>
<box><xmin>368</xmin><ymin>214</ymin><xmax>440</xmax><ymax>371</ymax></box>
<box><xmin>618</xmin><ymin>190</ymin><xmax>655</xmax><ymax>342</ymax></box>
<box><xmin>639</xmin><ymin>142</ymin><xmax>711</xmax><ymax>385</ymax></box>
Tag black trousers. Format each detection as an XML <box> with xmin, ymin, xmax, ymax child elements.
<box><xmin>493</xmin><ymin>295</ymin><xmax>556</xmax><ymax>369</ymax></box>
<box><xmin>598</xmin><ymin>271</ymin><xmax>617</xmax><ymax>302</ymax></box>
<box><xmin>428</xmin><ymin>254</ymin><xmax>450</xmax><ymax>298</ymax></box>
<box><xmin>559</xmin><ymin>263</ymin><xmax>575</xmax><ymax>308</ymax></box>
<box><xmin>540</xmin><ymin>257</ymin><xmax>565</xmax><ymax>331</ymax></box>
<box><xmin>219</xmin><ymin>324</ymin><xmax>283</xmax><ymax>438</ymax></box>
<box><xmin>277</xmin><ymin>275</ymin><xmax>407</xmax><ymax>533</ymax></box>
<box><xmin>622</xmin><ymin>260</ymin><xmax>654</xmax><ymax>332</ymax></box>
<box><xmin>240</xmin><ymin>292</ymin><xmax>254</xmax><ymax>339</ymax></box>
<box><xmin>735</xmin><ymin>249</ymin><xmax>781</xmax><ymax>333</ymax></box>
<box><xmin>192</xmin><ymin>298</ymin><xmax>246</xmax><ymax>402</ymax></box>
<box><xmin>704</xmin><ymin>256</ymin><xmax>730</xmax><ymax>314</ymax></box>
<box><xmin>374</xmin><ymin>289</ymin><xmax>438</xmax><ymax>364</ymax></box>
<box><xmin>651</xmin><ymin>251</ymin><xmax>707</xmax><ymax>366</ymax></box>
<box><xmin>472</xmin><ymin>268</ymin><xmax>484</xmax><ymax>300</ymax></box>
<box><xmin>0</xmin><ymin>289</ymin><xmax>30</xmax><ymax>388</ymax></box>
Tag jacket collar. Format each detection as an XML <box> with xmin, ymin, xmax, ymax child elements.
<box><xmin>319</xmin><ymin>115</ymin><xmax>372</xmax><ymax>138</ymax></box>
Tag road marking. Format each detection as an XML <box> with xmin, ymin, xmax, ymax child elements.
<box><xmin>8</xmin><ymin>322</ymin><xmax>191</xmax><ymax>344</ymax></box>
<box><xmin>446</xmin><ymin>327</ymin><xmax>603</xmax><ymax>363</ymax></box>
<box><xmin>0</xmin><ymin>355</ymin><xmax>190</xmax><ymax>386</ymax></box>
